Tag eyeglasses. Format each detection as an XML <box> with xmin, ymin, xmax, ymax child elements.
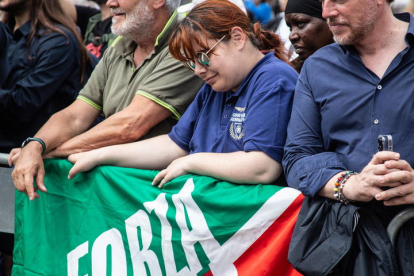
<box><xmin>184</xmin><ymin>35</ymin><xmax>227</xmax><ymax>71</ymax></box>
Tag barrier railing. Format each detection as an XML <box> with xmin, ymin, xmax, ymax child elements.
<box><xmin>387</xmin><ymin>206</ymin><xmax>414</xmax><ymax>246</ymax></box>
<box><xmin>0</xmin><ymin>153</ymin><xmax>14</xmax><ymax>234</ymax></box>
<box><xmin>0</xmin><ymin>153</ymin><xmax>9</xmax><ymax>166</ymax></box>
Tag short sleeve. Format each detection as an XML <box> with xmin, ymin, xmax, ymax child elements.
<box><xmin>78</xmin><ymin>48</ymin><xmax>111</xmax><ymax>111</ymax></box>
<box><xmin>168</xmin><ymin>85</ymin><xmax>208</xmax><ymax>151</ymax></box>
<box><xmin>243</xmin><ymin>83</ymin><xmax>294</xmax><ymax>163</ymax></box>
<box><xmin>136</xmin><ymin>48</ymin><xmax>204</xmax><ymax>120</ymax></box>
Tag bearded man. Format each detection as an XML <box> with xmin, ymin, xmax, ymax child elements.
<box><xmin>283</xmin><ymin>0</ymin><xmax>414</xmax><ymax>274</ymax></box>
<box><xmin>10</xmin><ymin>0</ymin><xmax>204</xmax><ymax>201</ymax></box>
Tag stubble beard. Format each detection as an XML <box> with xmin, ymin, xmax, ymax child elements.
<box><xmin>328</xmin><ymin>1</ymin><xmax>378</xmax><ymax>46</ymax></box>
<box><xmin>111</xmin><ymin>1</ymin><xmax>155</xmax><ymax>40</ymax></box>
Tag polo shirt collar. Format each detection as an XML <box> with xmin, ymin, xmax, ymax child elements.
<box><xmin>112</xmin><ymin>10</ymin><xmax>178</xmax><ymax>58</ymax></box>
<box><xmin>226</xmin><ymin>52</ymin><xmax>274</xmax><ymax>100</ymax></box>
<box><xmin>339</xmin><ymin>12</ymin><xmax>414</xmax><ymax>54</ymax></box>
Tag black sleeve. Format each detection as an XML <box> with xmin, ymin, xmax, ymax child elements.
<box><xmin>75</xmin><ymin>5</ymin><xmax>100</xmax><ymax>39</ymax></box>
<box><xmin>0</xmin><ymin>22</ymin><xmax>11</xmax><ymax>86</ymax></box>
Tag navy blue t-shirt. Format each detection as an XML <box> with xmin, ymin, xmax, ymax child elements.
<box><xmin>169</xmin><ymin>53</ymin><xmax>298</xmax><ymax>163</ymax></box>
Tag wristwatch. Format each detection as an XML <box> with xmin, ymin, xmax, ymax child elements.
<box><xmin>21</xmin><ymin>137</ymin><xmax>46</xmax><ymax>155</ymax></box>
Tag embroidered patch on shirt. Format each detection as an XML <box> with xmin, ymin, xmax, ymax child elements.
<box><xmin>230</xmin><ymin>107</ymin><xmax>245</xmax><ymax>140</ymax></box>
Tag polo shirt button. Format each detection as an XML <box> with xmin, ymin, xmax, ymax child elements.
<box><xmin>374</xmin><ymin>119</ymin><xmax>379</xmax><ymax>124</ymax></box>
<box><xmin>377</xmin><ymin>85</ymin><xmax>382</xmax><ymax>90</ymax></box>
<box><xmin>224</xmin><ymin>114</ymin><xmax>228</xmax><ymax>118</ymax></box>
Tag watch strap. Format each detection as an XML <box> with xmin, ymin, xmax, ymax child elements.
<box><xmin>21</xmin><ymin>137</ymin><xmax>46</xmax><ymax>155</ymax></box>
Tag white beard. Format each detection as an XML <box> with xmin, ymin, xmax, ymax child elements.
<box><xmin>111</xmin><ymin>0</ymin><xmax>155</xmax><ymax>39</ymax></box>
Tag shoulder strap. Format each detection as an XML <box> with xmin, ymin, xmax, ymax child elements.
<box><xmin>83</xmin><ymin>13</ymin><xmax>102</xmax><ymax>44</ymax></box>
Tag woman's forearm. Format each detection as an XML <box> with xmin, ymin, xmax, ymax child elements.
<box><xmin>187</xmin><ymin>151</ymin><xmax>282</xmax><ymax>184</ymax></box>
<box><xmin>68</xmin><ymin>135</ymin><xmax>188</xmax><ymax>179</ymax></box>
<box><xmin>99</xmin><ymin>135</ymin><xmax>187</xmax><ymax>169</ymax></box>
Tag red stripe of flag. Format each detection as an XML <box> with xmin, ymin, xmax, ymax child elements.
<box><xmin>205</xmin><ymin>194</ymin><xmax>304</xmax><ymax>276</ymax></box>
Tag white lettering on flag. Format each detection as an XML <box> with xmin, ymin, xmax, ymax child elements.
<box><xmin>145</xmin><ymin>194</ymin><xmax>195</xmax><ymax>275</ymax></box>
<box><xmin>91</xmin><ymin>228</ymin><xmax>127</xmax><ymax>276</ymax></box>
<box><xmin>175</xmin><ymin>179</ymin><xmax>238</xmax><ymax>275</ymax></box>
<box><xmin>125</xmin><ymin>209</ymin><xmax>162</xmax><ymax>276</ymax></box>
<box><xmin>67</xmin><ymin>178</ymin><xmax>300</xmax><ymax>275</ymax></box>
<box><xmin>172</xmin><ymin>189</ymin><xmax>203</xmax><ymax>275</ymax></box>
<box><xmin>67</xmin><ymin>241</ymin><xmax>89</xmax><ymax>276</ymax></box>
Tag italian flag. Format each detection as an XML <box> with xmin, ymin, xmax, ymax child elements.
<box><xmin>13</xmin><ymin>159</ymin><xmax>303</xmax><ymax>275</ymax></box>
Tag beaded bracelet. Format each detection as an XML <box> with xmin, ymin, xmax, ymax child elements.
<box><xmin>333</xmin><ymin>171</ymin><xmax>358</xmax><ymax>205</ymax></box>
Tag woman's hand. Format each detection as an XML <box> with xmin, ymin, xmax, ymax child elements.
<box><xmin>68</xmin><ymin>150</ymin><xmax>103</xmax><ymax>179</ymax></box>
<box><xmin>152</xmin><ymin>155</ymin><xmax>193</xmax><ymax>188</ymax></box>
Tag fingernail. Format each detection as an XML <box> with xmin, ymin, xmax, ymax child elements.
<box><xmin>375</xmin><ymin>194</ymin><xmax>381</xmax><ymax>200</ymax></box>
<box><xmin>379</xmin><ymin>177</ymin><xmax>385</xmax><ymax>183</ymax></box>
<box><xmin>394</xmin><ymin>153</ymin><xmax>400</xmax><ymax>159</ymax></box>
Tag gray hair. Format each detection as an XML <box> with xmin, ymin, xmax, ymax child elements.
<box><xmin>165</xmin><ymin>0</ymin><xmax>181</xmax><ymax>13</ymax></box>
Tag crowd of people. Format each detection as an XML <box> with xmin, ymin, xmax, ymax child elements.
<box><xmin>2</xmin><ymin>0</ymin><xmax>414</xmax><ymax>275</ymax></box>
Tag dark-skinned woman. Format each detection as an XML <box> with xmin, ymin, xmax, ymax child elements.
<box><xmin>285</xmin><ymin>0</ymin><xmax>334</xmax><ymax>72</ymax></box>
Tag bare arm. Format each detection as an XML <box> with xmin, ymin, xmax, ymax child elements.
<box><xmin>68</xmin><ymin>135</ymin><xmax>188</xmax><ymax>178</ymax></box>
<box><xmin>49</xmin><ymin>95</ymin><xmax>172</xmax><ymax>158</ymax></box>
<box><xmin>11</xmin><ymin>100</ymin><xmax>100</xmax><ymax>200</ymax></box>
<box><xmin>152</xmin><ymin>151</ymin><xmax>282</xmax><ymax>188</ymax></box>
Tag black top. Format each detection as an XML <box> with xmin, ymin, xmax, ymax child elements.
<box><xmin>0</xmin><ymin>22</ymin><xmax>11</xmax><ymax>86</ymax></box>
<box><xmin>75</xmin><ymin>5</ymin><xmax>100</xmax><ymax>38</ymax></box>
<box><xmin>0</xmin><ymin>21</ymin><xmax>84</xmax><ymax>153</ymax></box>
<box><xmin>84</xmin><ymin>15</ymin><xmax>114</xmax><ymax>59</ymax></box>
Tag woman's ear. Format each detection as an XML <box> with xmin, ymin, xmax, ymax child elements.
<box><xmin>229</xmin><ymin>27</ymin><xmax>247</xmax><ymax>50</ymax></box>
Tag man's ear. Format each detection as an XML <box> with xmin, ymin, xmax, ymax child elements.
<box><xmin>152</xmin><ymin>0</ymin><xmax>165</xmax><ymax>10</ymax></box>
<box><xmin>229</xmin><ymin>27</ymin><xmax>247</xmax><ymax>50</ymax></box>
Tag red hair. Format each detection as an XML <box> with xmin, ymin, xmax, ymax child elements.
<box><xmin>169</xmin><ymin>0</ymin><xmax>291</xmax><ymax>67</ymax></box>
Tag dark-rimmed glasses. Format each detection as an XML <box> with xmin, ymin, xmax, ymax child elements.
<box><xmin>184</xmin><ymin>35</ymin><xmax>227</xmax><ymax>71</ymax></box>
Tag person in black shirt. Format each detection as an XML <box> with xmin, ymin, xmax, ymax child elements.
<box><xmin>74</xmin><ymin>0</ymin><xmax>116</xmax><ymax>59</ymax></box>
<box><xmin>0</xmin><ymin>0</ymin><xmax>93</xmax><ymax>272</ymax></box>
<box><xmin>0</xmin><ymin>22</ymin><xmax>11</xmax><ymax>86</ymax></box>
<box><xmin>0</xmin><ymin>0</ymin><xmax>92</xmax><ymax>154</ymax></box>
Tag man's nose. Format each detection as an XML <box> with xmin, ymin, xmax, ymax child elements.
<box><xmin>106</xmin><ymin>0</ymin><xmax>117</xmax><ymax>8</ymax></box>
<box><xmin>322</xmin><ymin>0</ymin><xmax>339</xmax><ymax>20</ymax></box>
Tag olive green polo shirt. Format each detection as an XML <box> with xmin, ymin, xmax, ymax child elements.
<box><xmin>78</xmin><ymin>11</ymin><xmax>204</xmax><ymax>140</ymax></box>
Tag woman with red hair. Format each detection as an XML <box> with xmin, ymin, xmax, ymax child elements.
<box><xmin>68</xmin><ymin>0</ymin><xmax>298</xmax><ymax>187</ymax></box>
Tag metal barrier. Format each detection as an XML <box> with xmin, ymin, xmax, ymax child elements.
<box><xmin>387</xmin><ymin>206</ymin><xmax>414</xmax><ymax>246</ymax></box>
<box><xmin>0</xmin><ymin>153</ymin><xmax>14</xmax><ymax>234</ymax></box>
<box><xmin>0</xmin><ymin>153</ymin><xmax>9</xmax><ymax>166</ymax></box>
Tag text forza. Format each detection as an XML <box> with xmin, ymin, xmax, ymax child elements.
<box><xmin>67</xmin><ymin>179</ymin><xmax>243</xmax><ymax>275</ymax></box>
